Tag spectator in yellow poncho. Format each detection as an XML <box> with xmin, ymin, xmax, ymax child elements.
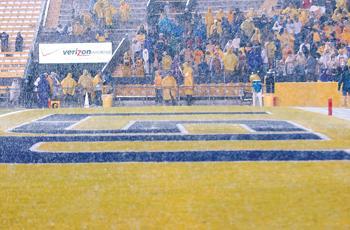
<box><xmin>94</xmin><ymin>0</ymin><xmax>117</xmax><ymax>27</ymax></box>
<box><xmin>341</xmin><ymin>26</ymin><xmax>350</xmax><ymax>45</ymax></box>
<box><xmin>161</xmin><ymin>72</ymin><xmax>177</xmax><ymax>105</ymax></box>
<box><xmin>183</xmin><ymin>62</ymin><xmax>194</xmax><ymax>105</ymax></box>
<box><xmin>223</xmin><ymin>49</ymin><xmax>238</xmax><ymax>82</ymax></box>
<box><xmin>298</xmin><ymin>9</ymin><xmax>309</xmax><ymax>25</ymax></box>
<box><xmin>122</xmin><ymin>52</ymin><xmax>132</xmax><ymax>76</ymax></box>
<box><xmin>162</xmin><ymin>52</ymin><xmax>172</xmax><ymax>71</ymax></box>
<box><xmin>61</xmin><ymin>73</ymin><xmax>77</xmax><ymax>97</ymax></box>
<box><xmin>120</xmin><ymin>0</ymin><xmax>130</xmax><ymax>23</ymax></box>
<box><xmin>73</xmin><ymin>20</ymin><xmax>85</xmax><ymax>36</ymax></box>
<box><xmin>134</xmin><ymin>57</ymin><xmax>145</xmax><ymax>76</ymax></box>
<box><xmin>82</xmin><ymin>11</ymin><xmax>94</xmax><ymax>29</ymax></box>
<box><xmin>205</xmin><ymin>8</ymin><xmax>214</xmax><ymax>37</ymax></box>
<box><xmin>216</xmin><ymin>9</ymin><xmax>224</xmax><ymax>21</ymax></box>
<box><xmin>227</xmin><ymin>9</ymin><xmax>234</xmax><ymax>24</ymax></box>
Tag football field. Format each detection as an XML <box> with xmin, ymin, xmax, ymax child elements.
<box><xmin>0</xmin><ymin>106</ymin><xmax>349</xmax><ymax>229</ymax></box>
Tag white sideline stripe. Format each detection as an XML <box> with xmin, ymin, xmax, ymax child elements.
<box><xmin>65</xmin><ymin>116</ymin><xmax>91</xmax><ymax>130</ymax></box>
<box><xmin>346</xmin><ymin>149</ymin><xmax>350</xmax><ymax>154</ymax></box>
<box><xmin>176</xmin><ymin>124</ymin><xmax>188</xmax><ymax>134</ymax></box>
<box><xmin>285</xmin><ymin>120</ymin><xmax>329</xmax><ymax>140</ymax></box>
<box><xmin>6</xmin><ymin>113</ymin><xmax>53</xmax><ymax>133</ymax></box>
<box><xmin>121</xmin><ymin>120</ymin><xmax>136</xmax><ymax>130</ymax></box>
<box><xmin>0</xmin><ymin>109</ymin><xmax>30</xmax><ymax>118</ymax></box>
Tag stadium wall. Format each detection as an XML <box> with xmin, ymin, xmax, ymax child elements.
<box><xmin>274</xmin><ymin>82</ymin><xmax>342</xmax><ymax>107</ymax></box>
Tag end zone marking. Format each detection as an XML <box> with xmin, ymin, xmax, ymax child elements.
<box><xmin>29</xmin><ymin>142</ymin><xmax>44</xmax><ymax>152</ymax></box>
<box><xmin>65</xmin><ymin>116</ymin><xmax>91</xmax><ymax>130</ymax></box>
<box><xmin>6</xmin><ymin>114</ymin><xmax>53</xmax><ymax>133</ymax></box>
<box><xmin>239</xmin><ymin>124</ymin><xmax>256</xmax><ymax>132</ymax></box>
<box><xmin>121</xmin><ymin>121</ymin><xmax>137</xmax><ymax>130</ymax></box>
<box><xmin>176</xmin><ymin>124</ymin><xmax>188</xmax><ymax>134</ymax></box>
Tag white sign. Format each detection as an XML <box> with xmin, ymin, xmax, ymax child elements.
<box><xmin>39</xmin><ymin>42</ymin><xmax>112</xmax><ymax>64</ymax></box>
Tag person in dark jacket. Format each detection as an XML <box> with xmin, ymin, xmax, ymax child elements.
<box><xmin>198</xmin><ymin>57</ymin><xmax>210</xmax><ymax>83</ymax></box>
<box><xmin>15</xmin><ymin>32</ymin><xmax>23</xmax><ymax>52</ymax></box>
<box><xmin>0</xmin><ymin>32</ymin><xmax>9</xmax><ymax>52</ymax></box>
<box><xmin>37</xmin><ymin>74</ymin><xmax>51</xmax><ymax>108</ymax></box>
<box><xmin>338</xmin><ymin>66</ymin><xmax>350</xmax><ymax>107</ymax></box>
<box><xmin>305</xmin><ymin>55</ymin><xmax>318</xmax><ymax>81</ymax></box>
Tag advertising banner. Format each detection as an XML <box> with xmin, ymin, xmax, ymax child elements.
<box><xmin>39</xmin><ymin>42</ymin><xmax>112</xmax><ymax>64</ymax></box>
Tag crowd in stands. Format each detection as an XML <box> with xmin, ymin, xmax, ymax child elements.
<box><xmin>0</xmin><ymin>32</ymin><xmax>24</xmax><ymax>52</ymax></box>
<box><xmin>19</xmin><ymin>0</ymin><xmax>350</xmax><ymax>107</ymax></box>
<box><xmin>53</xmin><ymin>0</ymin><xmax>130</xmax><ymax>42</ymax></box>
<box><xmin>118</xmin><ymin>0</ymin><xmax>350</xmax><ymax>86</ymax></box>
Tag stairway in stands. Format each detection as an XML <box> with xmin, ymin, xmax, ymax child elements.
<box><xmin>56</xmin><ymin>0</ymin><xmax>148</xmax><ymax>38</ymax></box>
<box><xmin>196</xmin><ymin>0</ymin><xmax>265</xmax><ymax>14</ymax></box>
<box><xmin>0</xmin><ymin>0</ymin><xmax>44</xmax><ymax>80</ymax></box>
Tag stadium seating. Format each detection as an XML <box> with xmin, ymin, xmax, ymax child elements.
<box><xmin>0</xmin><ymin>0</ymin><xmax>43</xmax><ymax>79</ymax></box>
<box><xmin>196</xmin><ymin>0</ymin><xmax>265</xmax><ymax>15</ymax></box>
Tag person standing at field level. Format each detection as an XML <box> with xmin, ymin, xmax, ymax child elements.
<box><xmin>15</xmin><ymin>32</ymin><xmax>23</xmax><ymax>52</ymax></box>
<box><xmin>250</xmin><ymin>72</ymin><xmax>263</xmax><ymax>107</ymax></box>
<box><xmin>78</xmin><ymin>70</ymin><xmax>94</xmax><ymax>106</ymax></box>
<box><xmin>37</xmin><ymin>74</ymin><xmax>51</xmax><ymax>108</ymax></box>
<box><xmin>154</xmin><ymin>70</ymin><xmax>162</xmax><ymax>104</ymax></box>
<box><xmin>338</xmin><ymin>66</ymin><xmax>350</xmax><ymax>107</ymax></box>
<box><xmin>0</xmin><ymin>32</ymin><xmax>9</xmax><ymax>52</ymax></box>
<box><xmin>161</xmin><ymin>71</ymin><xmax>177</xmax><ymax>105</ymax></box>
<box><xmin>183</xmin><ymin>62</ymin><xmax>194</xmax><ymax>105</ymax></box>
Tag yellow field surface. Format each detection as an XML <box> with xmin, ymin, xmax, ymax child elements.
<box><xmin>0</xmin><ymin>163</ymin><xmax>349</xmax><ymax>229</ymax></box>
<box><xmin>0</xmin><ymin>106</ymin><xmax>349</xmax><ymax>229</ymax></box>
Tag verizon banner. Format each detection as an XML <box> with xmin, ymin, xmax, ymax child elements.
<box><xmin>39</xmin><ymin>42</ymin><xmax>113</xmax><ymax>64</ymax></box>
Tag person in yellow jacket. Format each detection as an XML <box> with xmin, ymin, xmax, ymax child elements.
<box><xmin>78</xmin><ymin>69</ymin><xmax>94</xmax><ymax>106</ymax></box>
<box><xmin>216</xmin><ymin>9</ymin><xmax>224</xmax><ymax>22</ymax></box>
<box><xmin>227</xmin><ymin>9</ymin><xmax>234</xmax><ymax>24</ymax></box>
<box><xmin>104</xmin><ymin>3</ymin><xmax>117</xmax><ymax>27</ymax></box>
<box><xmin>93</xmin><ymin>72</ymin><xmax>103</xmax><ymax>106</ymax></box>
<box><xmin>162</xmin><ymin>52</ymin><xmax>172</xmax><ymax>71</ymax></box>
<box><xmin>120</xmin><ymin>0</ymin><xmax>130</xmax><ymax>23</ymax></box>
<box><xmin>154</xmin><ymin>70</ymin><xmax>162</xmax><ymax>104</ymax></box>
<box><xmin>210</xmin><ymin>19</ymin><xmax>223</xmax><ymax>35</ymax></box>
<box><xmin>81</xmin><ymin>11</ymin><xmax>94</xmax><ymax>29</ymax></box>
<box><xmin>122</xmin><ymin>52</ymin><xmax>132</xmax><ymax>76</ymax></box>
<box><xmin>134</xmin><ymin>57</ymin><xmax>145</xmax><ymax>77</ymax></box>
<box><xmin>183</xmin><ymin>63</ymin><xmax>194</xmax><ymax>105</ymax></box>
<box><xmin>341</xmin><ymin>26</ymin><xmax>350</xmax><ymax>45</ymax></box>
<box><xmin>223</xmin><ymin>49</ymin><xmax>238</xmax><ymax>82</ymax></box>
<box><xmin>161</xmin><ymin>71</ymin><xmax>177</xmax><ymax>105</ymax></box>
<box><xmin>205</xmin><ymin>8</ymin><xmax>214</xmax><ymax>37</ymax></box>
<box><xmin>61</xmin><ymin>73</ymin><xmax>77</xmax><ymax>104</ymax></box>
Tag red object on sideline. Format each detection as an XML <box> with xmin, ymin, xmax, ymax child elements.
<box><xmin>328</xmin><ymin>98</ymin><xmax>333</xmax><ymax>116</ymax></box>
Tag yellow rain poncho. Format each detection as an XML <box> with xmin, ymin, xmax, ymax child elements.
<box><xmin>205</xmin><ymin>8</ymin><xmax>214</xmax><ymax>37</ymax></box>
<box><xmin>223</xmin><ymin>49</ymin><xmax>238</xmax><ymax>72</ymax></box>
<box><xmin>183</xmin><ymin>62</ymin><xmax>194</xmax><ymax>95</ymax></box>
<box><xmin>78</xmin><ymin>70</ymin><xmax>94</xmax><ymax>94</ymax></box>
<box><xmin>162</xmin><ymin>74</ymin><xmax>177</xmax><ymax>101</ymax></box>
<box><xmin>61</xmin><ymin>73</ymin><xmax>77</xmax><ymax>96</ymax></box>
<box><xmin>120</xmin><ymin>0</ymin><xmax>130</xmax><ymax>22</ymax></box>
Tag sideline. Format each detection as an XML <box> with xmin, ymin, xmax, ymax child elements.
<box><xmin>0</xmin><ymin>109</ymin><xmax>31</xmax><ymax>118</ymax></box>
<box><xmin>297</xmin><ymin>107</ymin><xmax>350</xmax><ymax>121</ymax></box>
